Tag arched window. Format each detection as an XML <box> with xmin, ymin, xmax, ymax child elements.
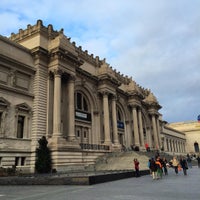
<box><xmin>75</xmin><ymin>92</ymin><xmax>89</xmax><ymax>112</ymax></box>
<box><xmin>75</xmin><ymin>91</ymin><xmax>91</xmax><ymax>122</ymax></box>
<box><xmin>117</xmin><ymin>107</ymin><xmax>124</xmax><ymax>129</ymax></box>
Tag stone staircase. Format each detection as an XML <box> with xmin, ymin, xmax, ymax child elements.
<box><xmin>86</xmin><ymin>150</ymin><xmax>174</xmax><ymax>172</ymax></box>
<box><xmin>88</xmin><ymin>151</ymin><xmax>149</xmax><ymax>171</ymax></box>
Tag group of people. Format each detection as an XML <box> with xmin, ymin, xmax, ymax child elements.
<box><xmin>148</xmin><ymin>156</ymin><xmax>169</xmax><ymax>179</ymax></box>
<box><xmin>133</xmin><ymin>154</ymin><xmax>194</xmax><ymax>180</ymax></box>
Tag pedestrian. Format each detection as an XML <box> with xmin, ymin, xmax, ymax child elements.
<box><xmin>172</xmin><ymin>156</ymin><xmax>179</xmax><ymax>175</ymax></box>
<box><xmin>180</xmin><ymin>156</ymin><xmax>188</xmax><ymax>175</ymax></box>
<box><xmin>196</xmin><ymin>155</ymin><xmax>200</xmax><ymax>168</ymax></box>
<box><xmin>149</xmin><ymin>157</ymin><xmax>157</xmax><ymax>180</ymax></box>
<box><xmin>134</xmin><ymin>158</ymin><xmax>140</xmax><ymax>177</ymax></box>
<box><xmin>145</xmin><ymin>143</ymin><xmax>149</xmax><ymax>152</ymax></box>
<box><xmin>162</xmin><ymin>157</ymin><xmax>168</xmax><ymax>175</ymax></box>
<box><xmin>155</xmin><ymin>157</ymin><xmax>163</xmax><ymax>179</ymax></box>
<box><xmin>186</xmin><ymin>154</ymin><xmax>192</xmax><ymax>168</ymax></box>
<box><xmin>147</xmin><ymin>159</ymin><xmax>152</xmax><ymax>175</ymax></box>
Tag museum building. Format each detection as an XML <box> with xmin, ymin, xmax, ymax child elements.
<box><xmin>0</xmin><ymin>20</ymin><xmax>186</xmax><ymax>172</ymax></box>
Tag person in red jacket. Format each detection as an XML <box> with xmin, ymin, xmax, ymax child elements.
<box><xmin>134</xmin><ymin>158</ymin><xmax>140</xmax><ymax>177</ymax></box>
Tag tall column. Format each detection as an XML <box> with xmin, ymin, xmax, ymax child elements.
<box><xmin>163</xmin><ymin>137</ymin><xmax>167</xmax><ymax>151</ymax></box>
<box><xmin>156</xmin><ymin>117</ymin><xmax>161</xmax><ymax>148</ymax></box>
<box><xmin>112</xmin><ymin>95</ymin><xmax>119</xmax><ymax>145</ymax></box>
<box><xmin>152</xmin><ymin>114</ymin><xmax>159</xmax><ymax>149</ymax></box>
<box><xmin>132</xmin><ymin>106</ymin><xmax>140</xmax><ymax>146</ymax></box>
<box><xmin>138</xmin><ymin>109</ymin><xmax>144</xmax><ymax>147</ymax></box>
<box><xmin>103</xmin><ymin>92</ymin><xmax>111</xmax><ymax>144</ymax></box>
<box><xmin>171</xmin><ymin>140</ymin><xmax>175</xmax><ymax>152</ymax></box>
<box><xmin>67</xmin><ymin>75</ymin><xmax>76</xmax><ymax>141</ymax></box>
<box><xmin>46</xmin><ymin>72</ymin><xmax>54</xmax><ymax>138</ymax></box>
<box><xmin>53</xmin><ymin>69</ymin><xmax>62</xmax><ymax>137</ymax></box>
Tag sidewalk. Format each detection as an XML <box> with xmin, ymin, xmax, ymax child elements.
<box><xmin>0</xmin><ymin>166</ymin><xmax>200</xmax><ymax>200</ymax></box>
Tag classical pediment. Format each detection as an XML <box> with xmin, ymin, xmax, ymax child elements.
<box><xmin>0</xmin><ymin>97</ymin><xmax>10</xmax><ymax>108</ymax></box>
<box><xmin>15</xmin><ymin>102</ymin><xmax>31</xmax><ymax>112</ymax></box>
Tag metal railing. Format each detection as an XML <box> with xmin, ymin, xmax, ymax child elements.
<box><xmin>80</xmin><ymin>143</ymin><xmax>110</xmax><ymax>151</ymax></box>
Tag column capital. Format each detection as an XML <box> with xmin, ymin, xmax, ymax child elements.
<box><xmin>68</xmin><ymin>74</ymin><xmax>76</xmax><ymax>82</ymax></box>
<box><xmin>102</xmin><ymin>91</ymin><xmax>110</xmax><ymax>97</ymax></box>
<box><xmin>53</xmin><ymin>68</ymin><xmax>63</xmax><ymax>77</ymax></box>
<box><xmin>48</xmin><ymin>71</ymin><xmax>54</xmax><ymax>80</ymax></box>
<box><xmin>130</xmin><ymin>104</ymin><xmax>138</xmax><ymax>109</ymax></box>
<box><xmin>111</xmin><ymin>94</ymin><xmax>118</xmax><ymax>101</ymax></box>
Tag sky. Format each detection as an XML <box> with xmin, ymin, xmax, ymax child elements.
<box><xmin>0</xmin><ymin>0</ymin><xmax>199</xmax><ymax>123</ymax></box>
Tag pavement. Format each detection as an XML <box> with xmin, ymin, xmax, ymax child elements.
<box><xmin>0</xmin><ymin>166</ymin><xmax>200</xmax><ymax>200</ymax></box>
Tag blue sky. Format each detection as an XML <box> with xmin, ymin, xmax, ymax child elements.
<box><xmin>0</xmin><ymin>0</ymin><xmax>200</xmax><ymax>123</ymax></box>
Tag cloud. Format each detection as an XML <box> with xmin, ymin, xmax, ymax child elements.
<box><xmin>0</xmin><ymin>0</ymin><xmax>199</xmax><ymax>123</ymax></box>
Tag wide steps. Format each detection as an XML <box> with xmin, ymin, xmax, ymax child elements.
<box><xmin>95</xmin><ymin>151</ymin><xmax>150</xmax><ymax>171</ymax></box>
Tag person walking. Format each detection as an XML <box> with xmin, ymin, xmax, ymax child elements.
<box><xmin>149</xmin><ymin>157</ymin><xmax>157</xmax><ymax>180</ymax></box>
<box><xmin>155</xmin><ymin>157</ymin><xmax>163</xmax><ymax>179</ymax></box>
<box><xmin>186</xmin><ymin>154</ymin><xmax>192</xmax><ymax>168</ymax></box>
<box><xmin>196</xmin><ymin>155</ymin><xmax>200</xmax><ymax>168</ymax></box>
<box><xmin>180</xmin><ymin>156</ymin><xmax>188</xmax><ymax>175</ymax></box>
<box><xmin>134</xmin><ymin>158</ymin><xmax>140</xmax><ymax>177</ymax></box>
<box><xmin>162</xmin><ymin>157</ymin><xmax>168</xmax><ymax>175</ymax></box>
<box><xmin>172</xmin><ymin>156</ymin><xmax>179</xmax><ymax>175</ymax></box>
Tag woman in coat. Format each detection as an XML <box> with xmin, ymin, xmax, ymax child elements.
<box><xmin>134</xmin><ymin>158</ymin><xmax>140</xmax><ymax>177</ymax></box>
<box><xmin>180</xmin><ymin>156</ymin><xmax>188</xmax><ymax>175</ymax></box>
<box><xmin>172</xmin><ymin>156</ymin><xmax>179</xmax><ymax>174</ymax></box>
<box><xmin>149</xmin><ymin>158</ymin><xmax>157</xmax><ymax>180</ymax></box>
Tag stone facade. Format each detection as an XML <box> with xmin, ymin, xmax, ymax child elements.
<box><xmin>167</xmin><ymin>121</ymin><xmax>200</xmax><ymax>154</ymax></box>
<box><xmin>160</xmin><ymin>124</ymin><xmax>186</xmax><ymax>154</ymax></box>
<box><xmin>0</xmin><ymin>20</ymin><xmax>186</xmax><ymax>173</ymax></box>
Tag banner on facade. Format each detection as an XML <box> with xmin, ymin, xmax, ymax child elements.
<box><xmin>198</xmin><ymin>115</ymin><xmax>200</xmax><ymax>122</ymax></box>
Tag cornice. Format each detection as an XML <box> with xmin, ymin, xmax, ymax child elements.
<box><xmin>0</xmin><ymin>83</ymin><xmax>34</xmax><ymax>98</ymax></box>
<box><xmin>76</xmin><ymin>67</ymin><xmax>98</xmax><ymax>83</ymax></box>
<box><xmin>98</xmin><ymin>73</ymin><xmax>121</xmax><ymax>88</ymax></box>
<box><xmin>0</xmin><ymin>54</ymin><xmax>36</xmax><ymax>74</ymax></box>
<box><xmin>31</xmin><ymin>46</ymin><xmax>49</xmax><ymax>61</ymax></box>
<box><xmin>49</xmin><ymin>47</ymin><xmax>84</xmax><ymax>67</ymax></box>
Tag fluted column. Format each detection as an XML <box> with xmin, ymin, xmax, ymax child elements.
<box><xmin>46</xmin><ymin>72</ymin><xmax>54</xmax><ymax>138</ymax></box>
<box><xmin>156</xmin><ymin>117</ymin><xmax>161</xmax><ymax>148</ymax></box>
<box><xmin>112</xmin><ymin>95</ymin><xmax>119</xmax><ymax>145</ymax></box>
<box><xmin>53</xmin><ymin>69</ymin><xmax>62</xmax><ymax>137</ymax></box>
<box><xmin>171</xmin><ymin>140</ymin><xmax>175</xmax><ymax>152</ymax></box>
<box><xmin>163</xmin><ymin>137</ymin><xmax>167</xmax><ymax>151</ymax></box>
<box><xmin>67</xmin><ymin>75</ymin><xmax>76</xmax><ymax>141</ymax></box>
<box><xmin>138</xmin><ymin>109</ymin><xmax>144</xmax><ymax>147</ymax></box>
<box><xmin>151</xmin><ymin>114</ymin><xmax>159</xmax><ymax>149</ymax></box>
<box><xmin>103</xmin><ymin>92</ymin><xmax>111</xmax><ymax>144</ymax></box>
<box><xmin>132</xmin><ymin>106</ymin><xmax>140</xmax><ymax>146</ymax></box>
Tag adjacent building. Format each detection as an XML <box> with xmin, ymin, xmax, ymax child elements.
<box><xmin>168</xmin><ymin>121</ymin><xmax>200</xmax><ymax>154</ymax></box>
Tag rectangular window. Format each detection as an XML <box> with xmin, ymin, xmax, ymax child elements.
<box><xmin>15</xmin><ymin>157</ymin><xmax>20</xmax><ymax>166</ymax></box>
<box><xmin>21</xmin><ymin>157</ymin><xmax>26</xmax><ymax>166</ymax></box>
<box><xmin>17</xmin><ymin>115</ymin><xmax>25</xmax><ymax>138</ymax></box>
<box><xmin>84</xmin><ymin>131</ymin><xmax>87</xmax><ymax>138</ymax></box>
<box><xmin>77</xmin><ymin>130</ymin><xmax>80</xmax><ymax>137</ymax></box>
<box><xmin>76</xmin><ymin>92</ymin><xmax>82</xmax><ymax>110</ymax></box>
<box><xmin>0</xmin><ymin>112</ymin><xmax>2</xmax><ymax>132</ymax></box>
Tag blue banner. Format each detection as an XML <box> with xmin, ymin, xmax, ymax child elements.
<box><xmin>117</xmin><ymin>121</ymin><xmax>124</xmax><ymax>129</ymax></box>
<box><xmin>198</xmin><ymin>115</ymin><xmax>200</xmax><ymax>122</ymax></box>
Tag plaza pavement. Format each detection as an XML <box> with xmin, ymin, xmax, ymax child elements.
<box><xmin>0</xmin><ymin>166</ymin><xmax>200</xmax><ymax>200</ymax></box>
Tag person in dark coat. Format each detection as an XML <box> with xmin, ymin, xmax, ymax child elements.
<box><xmin>180</xmin><ymin>156</ymin><xmax>188</xmax><ymax>175</ymax></box>
<box><xmin>149</xmin><ymin>157</ymin><xmax>157</xmax><ymax>180</ymax></box>
<box><xmin>162</xmin><ymin>157</ymin><xmax>168</xmax><ymax>175</ymax></box>
<box><xmin>196</xmin><ymin>156</ymin><xmax>200</xmax><ymax>168</ymax></box>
